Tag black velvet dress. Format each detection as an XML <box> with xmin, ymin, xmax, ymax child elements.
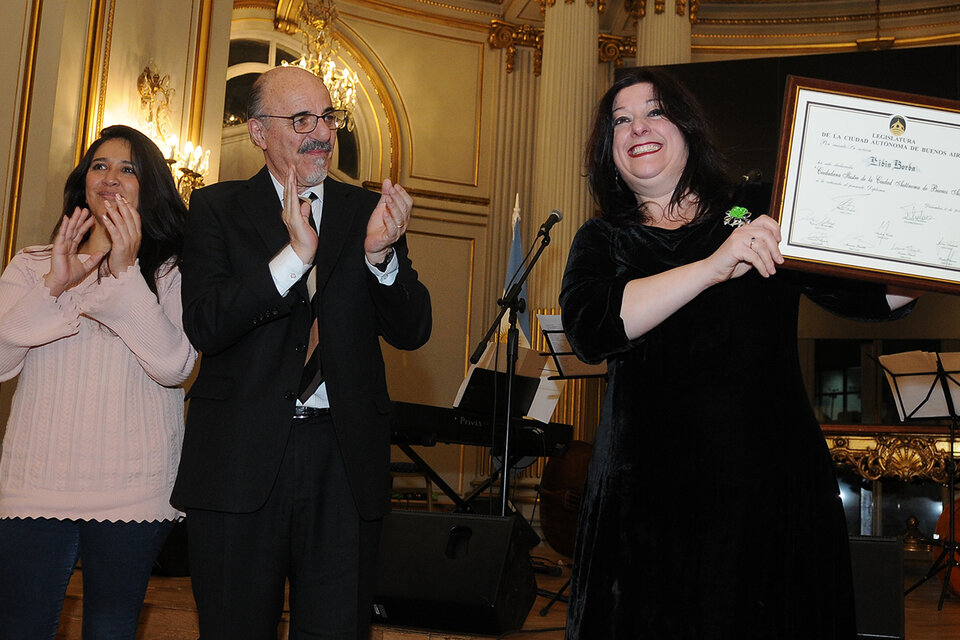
<box><xmin>558</xmin><ymin>205</ymin><xmax>910</xmax><ymax>640</ymax></box>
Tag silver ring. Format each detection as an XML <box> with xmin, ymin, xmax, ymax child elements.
<box><xmin>749</xmin><ymin>237</ymin><xmax>756</xmax><ymax>250</ymax></box>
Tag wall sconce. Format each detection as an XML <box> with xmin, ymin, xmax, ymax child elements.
<box><xmin>137</xmin><ymin>64</ymin><xmax>209</xmax><ymax>203</ymax></box>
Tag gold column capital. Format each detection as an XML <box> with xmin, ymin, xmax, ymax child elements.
<box><xmin>537</xmin><ymin>0</ymin><xmax>606</xmax><ymax>18</ymax></box>
<box><xmin>598</xmin><ymin>34</ymin><xmax>637</xmax><ymax>68</ymax></box>
<box><xmin>488</xmin><ymin>19</ymin><xmax>543</xmax><ymax>76</ymax></box>
<box><xmin>489</xmin><ymin>20</ymin><xmax>633</xmax><ymax>73</ymax></box>
<box><xmin>626</xmin><ymin>0</ymin><xmax>699</xmax><ymax>23</ymax></box>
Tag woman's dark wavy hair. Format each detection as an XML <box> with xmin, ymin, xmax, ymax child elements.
<box><xmin>584</xmin><ymin>67</ymin><xmax>735</xmax><ymax>226</ymax></box>
<box><xmin>57</xmin><ymin>124</ymin><xmax>186</xmax><ymax>297</ymax></box>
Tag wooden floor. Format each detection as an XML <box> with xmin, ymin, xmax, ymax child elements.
<box><xmin>57</xmin><ymin>542</ymin><xmax>960</xmax><ymax>639</ymax></box>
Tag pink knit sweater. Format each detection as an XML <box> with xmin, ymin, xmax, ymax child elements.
<box><xmin>0</xmin><ymin>248</ymin><xmax>197</xmax><ymax>522</ymax></box>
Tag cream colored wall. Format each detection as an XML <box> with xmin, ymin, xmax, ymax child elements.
<box><xmin>799</xmin><ymin>292</ymin><xmax>960</xmax><ymax>340</ymax></box>
<box><xmin>336</xmin><ymin>5</ymin><xmax>503</xmax><ymax>496</ymax></box>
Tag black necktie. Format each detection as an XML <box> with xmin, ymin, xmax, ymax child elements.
<box><xmin>298</xmin><ymin>193</ymin><xmax>323</xmax><ymax>402</ymax></box>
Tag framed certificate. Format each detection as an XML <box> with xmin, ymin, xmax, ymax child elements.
<box><xmin>771</xmin><ymin>76</ymin><xmax>960</xmax><ymax>294</ymax></box>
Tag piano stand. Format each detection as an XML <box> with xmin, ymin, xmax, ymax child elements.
<box><xmin>397</xmin><ymin>444</ymin><xmax>469</xmax><ymax>510</ymax></box>
<box><xmin>397</xmin><ymin>443</ymin><xmax>531</xmax><ymax>513</ymax></box>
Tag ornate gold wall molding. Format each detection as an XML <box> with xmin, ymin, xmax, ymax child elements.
<box><xmin>4</xmin><ymin>0</ymin><xmax>43</xmax><ymax>269</ymax></box>
<box><xmin>274</xmin><ymin>0</ymin><xmax>299</xmax><ymax>34</ymax></box>
<box><xmin>537</xmin><ymin>0</ymin><xmax>605</xmax><ymax>18</ymax></box>
<box><xmin>599</xmin><ymin>34</ymin><xmax>637</xmax><ymax>67</ymax></box>
<box><xmin>824</xmin><ymin>426</ymin><xmax>960</xmax><ymax>483</ymax></box>
<box><xmin>361</xmin><ymin>182</ymin><xmax>490</xmax><ymax>206</ymax></box>
<box><xmin>189</xmin><ymin>0</ymin><xmax>215</xmax><ymax>145</ymax></box>
<box><xmin>625</xmin><ymin>0</ymin><xmax>699</xmax><ymax>23</ymax></box>
<box><xmin>76</xmin><ymin>0</ymin><xmax>115</xmax><ymax>164</ymax></box>
<box><xmin>487</xmin><ymin>20</ymin><xmax>636</xmax><ymax>73</ymax></box>
<box><xmin>698</xmin><ymin>4</ymin><xmax>960</xmax><ymax>28</ymax></box>
<box><xmin>234</xmin><ymin>0</ymin><xmax>276</xmax><ymax>9</ymax></box>
<box><xmin>488</xmin><ymin>19</ymin><xmax>543</xmax><ymax>75</ymax></box>
<box><xmin>344</xmin><ymin>0</ymin><xmax>496</xmax><ymax>32</ymax></box>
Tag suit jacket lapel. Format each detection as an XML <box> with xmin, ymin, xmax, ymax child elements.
<box><xmin>314</xmin><ymin>178</ymin><xmax>358</xmax><ymax>294</ymax></box>
<box><xmin>238</xmin><ymin>166</ymin><xmax>310</xmax><ymax>300</ymax></box>
<box><xmin>237</xmin><ymin>166</ymin><xmax>289</xmax><ymax>255</ymax></box>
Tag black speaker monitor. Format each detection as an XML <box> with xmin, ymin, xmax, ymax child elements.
<box><xmin>373</xmin><ymin>511</ymin><xmax>537</xmax><ymax>635</ymax></box>
<box><xmin>849</xmin><ymin>535</ymin><xmax>904</xmax><ymax>640</ymax></box>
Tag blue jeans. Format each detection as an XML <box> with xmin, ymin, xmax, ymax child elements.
<box><xmin>0</xmin><ymin>517</ymin><xmax>173</xmax><ymax>640</ymax></box>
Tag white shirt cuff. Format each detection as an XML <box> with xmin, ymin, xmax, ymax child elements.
<box><xmin>365</xmin><ymin>251</ymin><xmax>399</xmax><ymax>286</ymax></box>
<box><xmin>270</xmin><ymin>244</ymin><xmax>311</xmax><ymax>295</ymax></box>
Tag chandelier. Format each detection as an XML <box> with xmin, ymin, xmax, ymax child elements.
<box><xmin>137</xmin><ymin>65</ymin><xmax>209</xmax><ymax>203</ymax></box>
<box><xmin>286</xmin><ymin>0</ymin><xmax>359</xmax><ymax>130</ymax></box>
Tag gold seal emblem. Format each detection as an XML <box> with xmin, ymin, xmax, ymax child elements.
<box><xmin>889</xmin><ymin>115</ymin><xmax>906</xmax><ymax>136</ymax></box>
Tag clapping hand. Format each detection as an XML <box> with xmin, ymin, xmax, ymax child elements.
<box><xmin>43</xmin><ymin>207</ymin><xmax>105</xmax><ymax>298</ymax></box>
<box><xmin>365</xmin><ymin>179</ymin><xmax>412</xmax><ymax>264</ymax></box>
<box><xmin>102</xmin><ymin>193</ymin><xmax>142</xmax><ymax>276</ymax></box>
<box><xmin>281</xmin><ymin>168</ymin><xmax>318</xmax><ymax>265</ymax></box>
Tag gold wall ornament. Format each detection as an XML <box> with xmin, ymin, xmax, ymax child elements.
<box><xmin>487</xmin><ymin>20</ymin><xmax>543</xmax><ymax>76</ymax></box>
<box><xmin>273</xmin><ymin>0</ymin><xmax>300</xmax><ymax>34</ymax></box>
<box><xmin>827</xmin><ymin>432</ymin><xmax>960</xmax><ymax>484</ymax></box>
<box><xmin>598</xmin><ymin>34</ymin><xmax>637</xmax><ymax>68</ymax></box>
<box><xmin>136</xmin><ymin>65</ymin><xmax>209</xmax><ymax>205</ymax></box>
<box><xmin>137</xmin><ymin>65</ymin><xmax>174</xmax><ymax>142</ymax></box>
<box><xmin>489</xmin><ymin>20</ymin><xmax>633</xmax><ymax>73</ymax></box>
<box><xmin>538</xmin><ymin>0</ymin><xmax>603</xmax><ymax>17</ymax></box>
<box><xmin>628</xmin><ymin>0</ymin><xmax>697</xmax><ymax>23</ymax></box>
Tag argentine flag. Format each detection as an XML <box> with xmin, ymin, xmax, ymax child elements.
<box><xmin>502</xmin><ymin>196</ymin><xmax>532</xmax><ymax>347</ymax></box>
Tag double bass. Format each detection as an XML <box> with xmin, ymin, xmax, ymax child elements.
<box><xmin>934</xmin><ymin>498</ymin><xmax>960</xmax><ymax>596</ymax></box>
<box><xmin>539</xmin><ymin>440</ymin><xmax>593</xmax><ymax>558</ymax></box>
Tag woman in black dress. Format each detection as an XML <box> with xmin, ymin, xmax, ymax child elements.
<box><xmin>559</xmin><ymin>68</ymin><xmax>916</xmax><ymax>639</ymax></box>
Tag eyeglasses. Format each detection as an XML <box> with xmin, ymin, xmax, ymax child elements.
<box><xmin>255</xmin><ymin>110</ymin><xmax>347</xmax><ymax>133</ymax></box>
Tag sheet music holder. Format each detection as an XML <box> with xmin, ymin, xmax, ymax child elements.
<box><xmin>878</xmin><ymin>351</ymin><xmax>960</xmax><ymax>421</ymax></box>
<box><xmin>534</xmin><ymin>314</ymin><xmax>604</xmax><ymax>617</ymax></box>
<box><xmin>454</xmin><ymin>342</ymin><xmax>563</xmax><ymax>425</ymax></box>
<box><xmin>456</xmin><ymin>369</ymin><xmax>540</xmax><ymax>418</ymax></box>
<box><xmin>877</xmin><ymin>350</ymin><xmax>960</xmax><ymax>610</ymax></box>
<box><xmin>537</xmin><ymin>314</ymin><xmax>606</xmax><ymax>380</ymax></box>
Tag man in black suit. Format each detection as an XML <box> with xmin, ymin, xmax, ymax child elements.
<box><xmin>172</xmin><ymin>66</ymin><xmax>431</xmax><ymax>639</ymax></box>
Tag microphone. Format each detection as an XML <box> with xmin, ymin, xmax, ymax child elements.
<box><xmin>537</xmin><ymin>209</ymin><xmax>563</xmax><ymax>237</ymax></box>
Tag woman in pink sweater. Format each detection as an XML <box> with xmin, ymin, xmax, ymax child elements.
<box><xmin>0</xmin><ymin>125</ymin><xmax>197</xmax><ymax>639</ymax></box>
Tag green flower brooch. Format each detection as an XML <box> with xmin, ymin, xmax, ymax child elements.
<box><xmin>723</xmin><ymin>206</ymin><xmax>752</xmax><ymax>228</ymax></box>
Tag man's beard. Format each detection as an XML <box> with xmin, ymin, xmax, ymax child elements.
<box><xmin>300</xmin><ymin>139</ymin><xmax>332</xmax><ymax>184</ymax></box>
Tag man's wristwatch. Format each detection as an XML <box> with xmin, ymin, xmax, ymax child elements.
<box><xmin>372</xmin><ymin>247</ymin><xmax>394</xmax><ymax>272</ymax></box>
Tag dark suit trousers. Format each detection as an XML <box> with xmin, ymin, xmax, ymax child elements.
<box><xmin>186</xmin><ymin>415</ymin><xmax>381</xmax><ymax>640</ymax></box>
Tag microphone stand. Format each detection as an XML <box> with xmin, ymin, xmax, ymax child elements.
<box><xmin>470</xmin><ymin>226</ymin><xmax>555</xmax><ymax>517</ymax></box>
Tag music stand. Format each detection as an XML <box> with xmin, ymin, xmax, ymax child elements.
<box><xmin>537</xmin><ymin>314</ymin><xmax>606</xmax><ymax>382</ymax></box>
<box><xmin>877</xmin><ymin>350</ymin><xmax>960</xmax><ymax>610</ymax></box>
<box><xmin>453</xmin><ymin>342</ymin><xmax>564</xmax><ymax>513</ymax></box>
<box><xmin>535</xmin><ymin>314</ymin><xmax>605</xmax><ymax>615</ymax></box>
